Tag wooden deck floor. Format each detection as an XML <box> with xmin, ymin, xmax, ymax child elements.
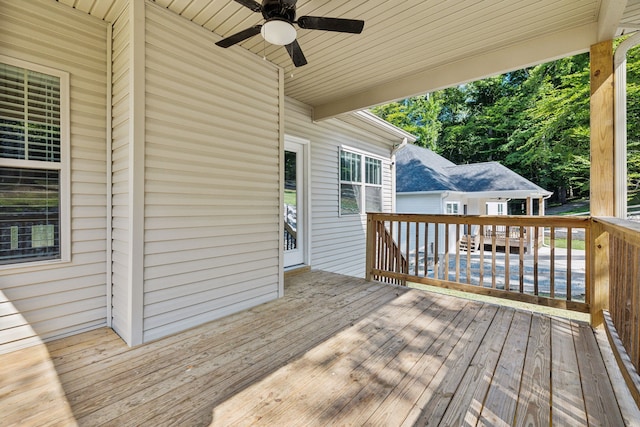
<box><xmin>2</xmin><ymin>270</ymin><xmax>637</xmax><ymax>426</ymax></box>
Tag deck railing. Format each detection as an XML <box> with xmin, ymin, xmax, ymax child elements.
<box><xmin>370</xmin><ymin>218</ymin><xmax>408</xmax><ymax>286</ymax></box>
<box><xmin>366</xmin><ymin>213</ymin><xmax>592</xmax><ymax>313</ymax></box>
<box><xmin>592</xmin><ymin>217</ymin><xmax>640</xmax><ymax>405</ymax></box>
<box><xmin>366</xmin><ymin>212</ymin><xmax>640</xmax><ymax>407</ymax></box>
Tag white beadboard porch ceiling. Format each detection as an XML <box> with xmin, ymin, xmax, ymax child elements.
<box><xmin>58</xmin><ymin>0</ymin><xmax>638</xmax><ymax>120</ymax></box>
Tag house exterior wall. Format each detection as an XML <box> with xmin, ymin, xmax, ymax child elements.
<box><xmin>396</xmin><ymin>193</ymin><xmax>444</xmax><ymax>215</ymax></box>
<box><xmin>140</xmin><ymin>4</ymin><xmax>281</xmax><ymax>342</ymax></box>
<box><xmin>396</xmin><ymin>193</ymin><xmax>447</xmax><ymax>260</ymax></box>
<box><xmin>285</xmin><ymin>98</ymin><xmax>395</xmax><ymax>278</ymax></box>
<box><xmin>0</xmin><ymin>0</ymin><xmax>109</xmax><ymax>353</ymax></box>
<box><xmin>0</xmin><ymin>0</ymin><xmax>403</xmax><ymax>352</ymax></box>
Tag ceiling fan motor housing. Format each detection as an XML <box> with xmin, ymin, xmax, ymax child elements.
<box><xmin>262</xmin><ymin>0</ymin><xmax>296</xmax><ymax>22</ymax></box>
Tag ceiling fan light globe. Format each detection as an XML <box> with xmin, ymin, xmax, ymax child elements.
<box><xmin>261</xmin><ymin>19</ymin><xmax>297</xmax><ymax>45</ymax></box>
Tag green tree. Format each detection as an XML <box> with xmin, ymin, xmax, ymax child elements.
<box><xmin>371</xmin><ymin>43</ymin><xmax>640</xmax><ymax>205</ymax></box>
<box><xmin>371</xmin><ymin>95</ymin><xmax>442</xmax><ymax>149</ymax></box>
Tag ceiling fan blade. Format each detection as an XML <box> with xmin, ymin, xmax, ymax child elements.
<box><xmin>297</xmin><ymin>16</ymin><xmax>365</xmax><ymax>34</ymax></box>
<box><xmin>285</xmin><ymin>40</ymin><xmax>307</xmax><ymax>67</ymax></box>
<box><xmin>215</xmin><ymin>25</ymin><xmax>262</xmax><ymax>48</ymax></box>
<box><xmin>232</xmin><ymin>0</ymin><xmax>262</xmax><ymax>13</ymax></box>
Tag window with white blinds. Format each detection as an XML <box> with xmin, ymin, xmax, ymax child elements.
<box><xmin>0</xmin><ymin>59</ymin><xmax>68</xmax><ymax>266</ymax></box>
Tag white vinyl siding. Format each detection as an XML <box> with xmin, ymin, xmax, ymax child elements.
<box><xmin>0</xmin><ymin>0</ymin><xmax>108</xmax><ymax>353</ymax></box>
<box><xmin>142</xmin><ymin>4</ymin><xmax>280</xmax><ymax>342</ymax></box>
<box><xmin>396</xmin><ymin>193</ymin><xmax>444</xmax><ymax>215</ymax></box>
<box><xmin>285</xmin><ymin>98</ymin><xmax>394</xmax><ymax>278</ymax></box>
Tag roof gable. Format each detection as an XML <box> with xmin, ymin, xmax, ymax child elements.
<box><xmin>396</xmin><ymin>144</ymin><xmax>552</xmax><ymax>195</ymax></box>
<box><xmin>396</xmin><ymin>144</ymin><xmax>458</xmax><ymax>192</ymax></box>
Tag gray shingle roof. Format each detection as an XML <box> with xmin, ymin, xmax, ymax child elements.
<box><xmin>396</xmin><ymin>143</ymin><xmax>551</xmax><ymax>195</ymax></box>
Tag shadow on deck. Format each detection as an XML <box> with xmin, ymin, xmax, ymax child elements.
<box><xmin>2</xmin><ymin>270</ymin><xmax>638</xmax><ymax>426</ymax></box>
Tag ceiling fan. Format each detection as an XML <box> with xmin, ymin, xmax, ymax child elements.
<box><xmin>215</xmin><ymin>0</ymin><xmax>365</xmax><ymax>67</ymax></box>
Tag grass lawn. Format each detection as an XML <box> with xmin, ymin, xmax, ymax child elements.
<box><xmin>544</xmin><ymin>236</ymin><xmax>585</xmax><ymax>250</ymax></box>
<box><xmin>284</xmin><ymin>189</ymin><xmax>297</xmax><ymax>206</ymax></box>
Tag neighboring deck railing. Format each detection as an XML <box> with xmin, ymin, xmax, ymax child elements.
<box><xmin>366</xmin><ymin>213</ymin><xmax>591</xmax><ymax>313</ymax></box>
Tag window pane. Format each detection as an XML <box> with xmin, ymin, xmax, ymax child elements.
<box><xmin>340</xmin><ymin>183</ymin><xmax>361</xmax><ymax>215</ymax></box>
<box><xmin>446</xmin><ymin>202</ymin><xmax>459</xmax><ymax>214</ymax></box>
<box><xmin>0</xmin><ymin>63</ymin><xmax>61</xmax><ymax>162</ymax></box>
<box><xmin>340</xmin><ymin>150</ymin><xmax>361</xmax><ymax>182</ymax></box>
<box><xmin>284</xmin><ymin>150</ymin><xmax>297</xmax><ymax>251</ymax></box>
<box><xmin>365</xmin><ymin>186</ymin><xmax>382</xmax><ymax>212</ymax></box>
<box><xmin>365</xmin><ymin>157</ymin><xmax>381</xmax><ymax>185</ymax></box>
<box><xmin>0</xmin><ymin>167</ymin><xmax>60</xmax><ymax>264</ymax></box>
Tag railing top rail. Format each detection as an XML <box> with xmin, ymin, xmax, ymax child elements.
<box><xmin>592</xmin><ymin>216</ymin><xmax>640</xmax><ymax>246</ymax></box>
<box><xmin>367</xmin><ymin>213</ymin><xmax>591</xmax><ymax>228</ymax></box>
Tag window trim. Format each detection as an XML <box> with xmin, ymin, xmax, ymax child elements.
<box><xmin>339</xmin><ymin>146</ymin><xmax>385</xmax><ymax>216</ymax></box>
<box><xmin>0</xmin><ymin>55</ymin><xmax>70</xmax><ymax>269</ymax></box>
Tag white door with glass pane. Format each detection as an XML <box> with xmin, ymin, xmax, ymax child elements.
<box><xmin>284</xmin><ymin>140</ymin><xmax>306</xmax><ymax>267</ymax></box>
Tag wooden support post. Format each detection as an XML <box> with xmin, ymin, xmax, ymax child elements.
<box><xmin>589</xmin><ymin>40</ymin><xmax>615</xmax><ymax>326</ymax></box>
<box><xmin>591</xmin><ymin>221</ymin><xmax>610</xmax><ymax>326</ymax></box>
<box><xmin>365</xmin><ymin>214</ymin><xmax>375</xmax><ymax>281</ymax></box>
<box><xmin>590</xmin><ymin>40</ymin><xmax>616</xmax><ymax>217</ymax></box>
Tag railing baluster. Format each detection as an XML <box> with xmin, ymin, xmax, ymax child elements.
<box><xmin>567</xmin><ymin>227</ymin><xmax>572</xmax><ymax>301</ymax></box>
<box><xmin>479</xmin><ymin>224</ymin><xmax>485</xmax><ymax>287</ymax></box>
<box><xmin>505</xmin><ymin>225</ymin><xmax>510</xmax><ymax>291</ymax></box>
<box><xmin>377</xmin><ymin>221</ymin><xmax>383</xmax><ymax>281</ymax></box>
<box><xmin>491</xmin><ymin>224</ymin><xmax>497</xmax><ymax>289</ymax></box>
<box><xmin>397</xmin><ymin>221</ymin><xmax>404</xmax><ymax>276</ymax></box>
<box><xmin>443</xmin><ymin>223</ymin><xmax>449</xmax><ymax>282</ymax></box>
<box><xmin>405</xmin><ymin>220</ymin><xmax>411</xmax><ymax>275</ymax></box>
<box><xmin>534</xmin><ymin>225</ymin><xmax>539</xmax><ymax>296</ymax></box>
<box><xmin>519</xmin><ymin>225</ymin><xmax>525</xmax><ymax>293</ymax></box>
<box><xmin>434</xmin><ymin>223</ymin><xmax>440</xmax><ymax>280</ymax></box>
<box><xmin>466</xmin><ymin>223</ymin><xmax>472</xmax><ymax>284</ymax></box>
<box><xmin>424</xmin><ymin>221</ymin><xmax>429</xmax><ymax>278</ymax></box>
<box><xmin>455</xmin><ymin>223</ymin><xmax>460</xmax><ymax>283</ymax></box>
<box><xmin>550</xmin><ymin>227</ymin><xmax>555</xmax><ymax>299</ymax></box>
<box><xmin>414</xmin><ymin>221</ymin><xmax>420</xmax><ymax>276</ymax></box>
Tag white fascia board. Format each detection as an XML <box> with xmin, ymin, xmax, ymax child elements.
<box><xmin>463</xmin><ymin>190</ymin><xmax>553</xmax><ymax>199</ymax></box>
<box><xmin>398</xmin><ymin>191</ymin><xmax>463</xmax><ymax>197</ymax></box>
<box><xmin>313</xmin><ymin>22</ymin><xmax>597</xmax><ymax>120</ymax></box>
<box><xmin>350</xmin><ymin>110</ymin><xmax>418</xmax><ymax>143</ymax></box>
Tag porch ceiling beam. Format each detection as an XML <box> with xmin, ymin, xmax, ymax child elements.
<box><xmin>597</xmin><ymin>0</ymin><xmax>630</xmax><ymax>41</ymax></box>
<box><xmin>312</xmin><ymin>22</ymin><xmax>598</xmax><ymax>121</ymax></box>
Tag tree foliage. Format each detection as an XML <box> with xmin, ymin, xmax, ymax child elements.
<box><xmin>372</xmin><ymin>43</ymin><xmax>640</xmax><ymax>204</ymax></box>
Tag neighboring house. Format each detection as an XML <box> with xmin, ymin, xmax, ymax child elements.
<box><xmin>0</xmin><ymin>0</ymin><xmax>416</xmax><ymax>353</ymax></box>
<box><xmin>395</xmin><ymin>143</ymin><xmax>552</xmax><ymax>256</ymax></box>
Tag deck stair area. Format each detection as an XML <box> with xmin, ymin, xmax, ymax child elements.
<box><xmin>2</xmin><ymin>270</ymin><xmax>639</xmax><ymax>426</ymax></box>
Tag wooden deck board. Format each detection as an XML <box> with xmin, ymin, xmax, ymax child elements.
<box><xmin>211</xmin><ymin>289</ymin><xmax>443</xmax><ymax>426</ymax></box>
<box><xmin>1</xmin><ymin>270</ymin><xmax>634</xmax><ymax>426</ymax></box>
<box><xmin>573</xmin><ymin>321</ymin><xmax>626</xmax><ymax>426</ymax></box>
<box><xmin>513</xmin><ymin>313</ymin><xmax>551</xmax><ymax>426</ymax></box>
<box><xmin>477</xmin><ymin>311</ymin><xmax>532</xmax><ymax>426</ymax></box>
<box><xmin>551</xmin><ymin>316</ymin><xmax>589</xmax><ymax>425</ymax></box>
